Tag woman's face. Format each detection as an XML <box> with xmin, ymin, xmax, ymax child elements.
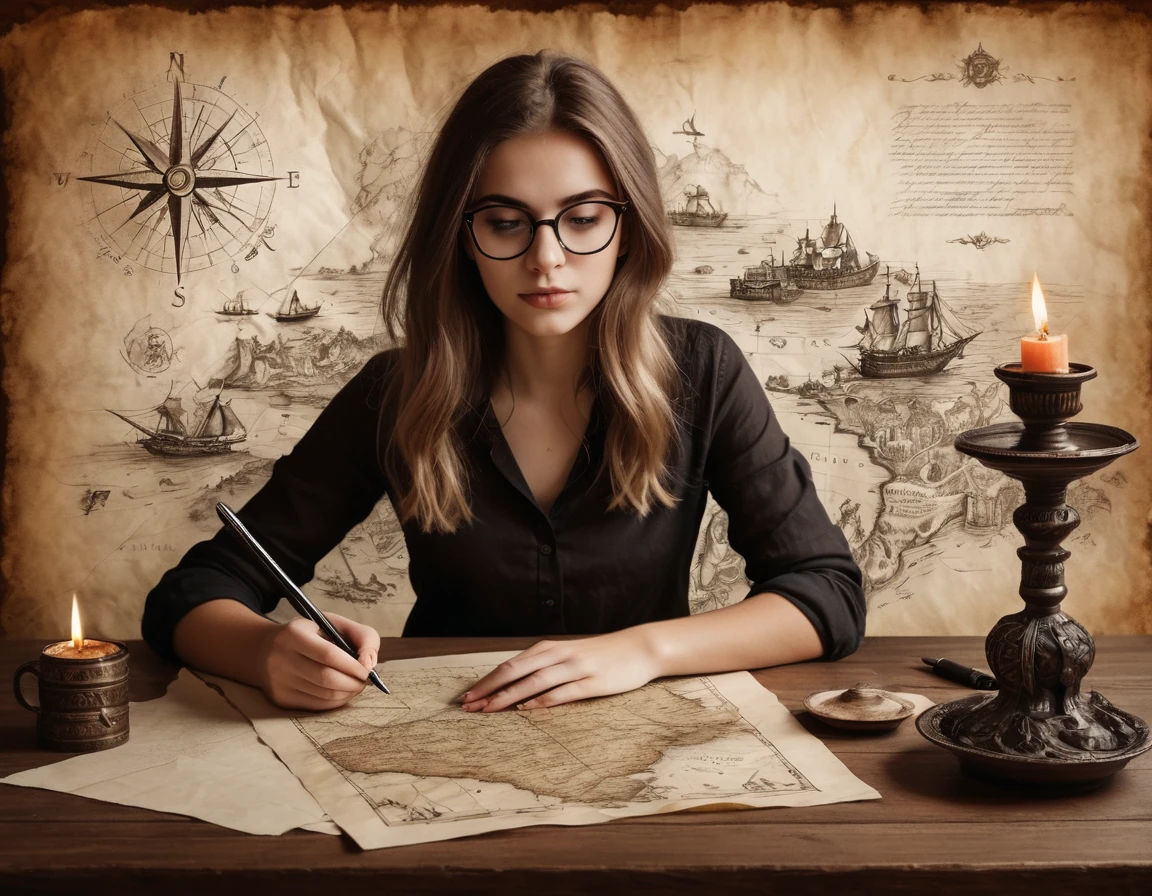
<box><xmin>464</xmin><ymin>128</ymin><xmax>627</xmax><ymax>340</ymax></box>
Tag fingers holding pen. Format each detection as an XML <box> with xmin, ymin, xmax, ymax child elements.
<box><xmin>327</xmin><ymin>611</ymin><xmax>382</xmax><ymax>673</ymax></box>
<box><xmin>287</xmin><ymin>617</ymin><xmax>371</xmax><ymax>682</ymax></box>
<box><xmin>294</xmin><ymin>653</ymin><xmax>370</xmax><ymax>694</ymax></box>
<box><xmin>285</xmin><ymin>665</ymin><xmax>365</xmax><ymax>705</ymax></box>
<box><xmin>261</xmin><ymin>617</ymin><xmax>376</xmax><ymax>711</ymax></box>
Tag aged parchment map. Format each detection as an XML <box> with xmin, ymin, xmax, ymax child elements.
<box><xmin>2</xmin><ymin>3</ymin><xmax>1151</xmax><ymax>643</ymax></box>
<box><xmin>207</xmin><ymin>652</ymin><xmax>882</xmax><ymax>849</ymax></box>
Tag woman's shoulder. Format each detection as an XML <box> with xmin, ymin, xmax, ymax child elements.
<box><xmin>360</xmin><ymin>345</ymin><xmax>404</xmax><ymax>382</ymax></box>
<box><xmin>657</xmin><ymin>314</ymin><xmax>741</xmax><ymax>375</ymax></box>
<box><xmin>334</xmin><ymin>346</ymin><xmax>404</xmax><ymax>411</ymax></box>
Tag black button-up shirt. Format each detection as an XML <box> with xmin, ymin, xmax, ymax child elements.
<box><xmin>142</xmin><ymin>316</ymin><xmax>865</xmax><ymax>665</ymax></box>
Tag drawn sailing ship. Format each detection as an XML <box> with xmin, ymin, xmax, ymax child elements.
<box><xmin>106</xmin><ymin>391</ymin><xmax>248</xmax><ymax>456</ymax></box>
<box><xmin>668</xmin><ymin>185</ymin><xmax>728</xmax><ymax>228</ymax></box>
<box><xmin>215</xmin><ymin>289</ymin><xmax>259</xmax><ymax>316</ymax></box>
<box><xmin>269</xmin><ymin>289</ymin><xmax>320</xmax><ymax>322</ymax></box>
<box><xmin>853</xmin><ymin>266</ymin><xmax>980</xmax><ymax>378</ymax></box>
<box><xmin>729</xmin><ymin>249</ymin><xmax>799</xmax><ymax>303</ymax></box>
<box><xmin>315</xmin><ymin>545</ymin><xmax>391</xmax><ymax>606</ymax></box>
<box><xmin>788</xmin><ymin>206</ymin><xmax>880</xmax><ymax>289</ymax></box>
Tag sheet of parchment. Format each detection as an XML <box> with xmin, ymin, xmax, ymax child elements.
<box><xmin>206</xmin><ymin>650</ymin><xmax>887</xmax><ymax>850</ymax></box>
<box><xmin>1</xmin><ymin>3</ymin><xmax>1149</xmax><ymax>643</ymax></box>
<box><xmin>1</xmin><ymin>668</ymin><xmax>339</xmax><ymax>836</ymax></box>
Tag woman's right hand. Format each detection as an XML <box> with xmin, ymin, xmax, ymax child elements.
<box><xmin>257</xmin><ymin>612</ymin><xmax>381</xmax><ymax>711</ymax></box>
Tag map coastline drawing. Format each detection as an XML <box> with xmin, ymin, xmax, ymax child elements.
<box><xmin>295</xmin><ymin>666</ymin><xmax>816</xmax><ymax>824</ymax></box>
<box><xmin>203</xmin><ymin>652</ymin><xmax>882</xmax><ymax>849</ymax></box>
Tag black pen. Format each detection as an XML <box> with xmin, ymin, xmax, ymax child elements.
<box><xmin>216</xmin><ymin>502</ymin><xmax>391</xmax><ymax>695</ymax></box>
<box><xmin>921</xmin><ymin>657</ymin><xmax>997</xmax><ymax>690</ymax></box>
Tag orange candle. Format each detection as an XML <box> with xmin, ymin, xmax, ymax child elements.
<box><xmin>1019</xmin><ymin>274</ymin><xmax>1069</xmax><ymax>373</ymax></box>
<box><xmin>44</xmin><ymin>594</ymin><xmax>120</xmax><ymax>659</ymax></box>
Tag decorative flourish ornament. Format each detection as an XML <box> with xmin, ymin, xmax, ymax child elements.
<box><xmin>960</xmin><ymin>43</ymin><xmax>1003</xmax><ymax>88</ymax></box>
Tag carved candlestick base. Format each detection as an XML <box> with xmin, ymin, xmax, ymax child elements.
<box><xmin>916</xmin><ymin>364</ymin><xmax>1150</xmax><ymax>784</ymax></box>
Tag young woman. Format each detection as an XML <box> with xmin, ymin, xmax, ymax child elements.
<box><xmin>142</xmin><ymin>51</ymin><xmax>865</xmax><ymax>714</ymax></box>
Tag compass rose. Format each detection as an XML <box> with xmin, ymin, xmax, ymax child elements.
<box><xmin>82</xmin><ymin>77</ymin><xmax>279</xmax><ymax>283</ymax></box>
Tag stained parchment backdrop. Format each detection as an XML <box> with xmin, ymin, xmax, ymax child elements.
<box><xmin>2</xmin><ymin>2</ymin><xmax>1150</xmax><ymax>645</ymax></box>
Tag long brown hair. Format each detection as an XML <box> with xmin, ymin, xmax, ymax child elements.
<box><xmin>381</xmin><ymin>50</ymin><xmax>679</xmax><ymax>533</ymax></box>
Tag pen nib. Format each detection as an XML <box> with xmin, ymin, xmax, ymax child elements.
<box><xmin>921</xmin><ymin>657</ymin><xmax>939</xmax><ymax>666</ymax></box>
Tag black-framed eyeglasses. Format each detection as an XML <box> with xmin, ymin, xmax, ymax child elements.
<box><xmin>463</xmin><ymin>199</ymin><xmax>629</xmax><ymax>260</ymax></box>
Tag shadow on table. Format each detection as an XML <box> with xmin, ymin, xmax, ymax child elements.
<box><xmin>882</xmin><ymin>749</ymin><xmax>1123</xmax><ymax>801</ymax></box>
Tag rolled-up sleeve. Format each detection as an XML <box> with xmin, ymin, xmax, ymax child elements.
<box><xmin>140</xmin><ymin>352</ymin><xmax>395</xmax><ymax>665</ymax></box>
<box><xmin>701</xmin><ymin>328</ymin><xmax>866</xmax><ymax>660</ymax></box>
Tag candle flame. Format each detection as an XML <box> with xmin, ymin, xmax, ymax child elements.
<box><xmin>1031</xmin><ymin>273</ymin><xmax>1049</xmax><ymax>337</ymax></box>
<box><xmin>71</xmin><ymin>593</ymin><xmax>84</xmax><ymax>650</ymax></box>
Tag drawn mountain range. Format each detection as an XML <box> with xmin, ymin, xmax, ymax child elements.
<box><xmin>206</xmin><ymin>328</ymin><xmax>390</xmax><ymax>392</ymax></box>
<box><xmin>655</xmin><ymin>142</ymin><xmax>781</xmax><ymax>218</ymax></box>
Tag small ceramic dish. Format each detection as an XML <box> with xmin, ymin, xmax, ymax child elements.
<box><xmin>804</xmin><ymin>682</ymin><xmax>917</xmax><ymax>732</ymax></box>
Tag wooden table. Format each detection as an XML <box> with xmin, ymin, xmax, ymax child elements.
<box><xmin>2</xmin><ymin>636</ymin><xmax>1150</xmax><ymax>894</ymax></box>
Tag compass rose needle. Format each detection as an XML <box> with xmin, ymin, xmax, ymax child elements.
<box><xmin>115</xmin><ymin>122</ymin><xmax>169</xmax><ymax>172</ymax></box>
<box><xmin>108</xmin><ymin>197</ymin><xmax>167</xmax><ymax>239</ymax></box>
<box><xmin>128</xmin><ymin>189</ymin><xmax>168</xmax><ymax>221</ymax></box>
<box><xmin>193</xmin><ymin>190</ymin><xmax>255</xmax><ymax>235</ymax></box>
<box><xmin>77</xmin><ymin>169</ymin><xmax>169</xmax><ymax>221</ymax></box>
<box><xmin>191</xmin><ymin>111</ymin><xmax>236</xmax><ymax>167</ymax></box>
<box><xmin>168</xmin><ymin>192</ymin><xmax>192</xmax><ymax>283</ymax></box>
<box><xmin>169</xmin><ymin>78</ymin><xmax>187</xmax><ymax>167</ymax></box>
<box><xmin>193</xmin><ymin>169</ymin><xmax>279</xmax><ymax>190</ymax></box>
<box><xmin>82</xmin><ymin>71</ymin><xmax>278</xmax><ymax>282</ymax></box>
<box><xmin>79</xmin><ymin>170</ymin><xmax>166</xmax><ymax>190</ymax></box>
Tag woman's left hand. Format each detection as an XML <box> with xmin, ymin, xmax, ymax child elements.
<box><xmin>460</xmin><ymin>629</ymin><xmax>661</xmax><ymax>712</ymax></box>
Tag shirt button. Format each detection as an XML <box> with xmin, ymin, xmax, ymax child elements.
<box><xmin>539</xmin><ymin>544</ymin><xmax>552</xmax><ymax>555</ymax></box>
<box><xmin>544</xmin><ymin>599</ymin><xmax>555</xmax><ymax>607</ymax></box>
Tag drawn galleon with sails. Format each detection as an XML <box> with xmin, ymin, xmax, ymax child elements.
<box><xmin>853</xmin><ymin>266</ymin><xmax>981</xmax><ymax>378</ymax></box>
<box><xmin>107</xmin><ymin>390</ymin><xmax>247</xmax><ymax>456</ymax></box>
<box><xmin>668</xmin><ymin>185</ymin><xmax>728</xmax><ymax>228</ymax></box>
<box><xmin>789</xmin><ymin>206</ymin><xmax>880</xmax><ymax>289</ymax></box>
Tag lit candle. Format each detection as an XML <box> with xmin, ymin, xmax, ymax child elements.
<box><xmin>42</xmin><ymin>593</ymin><xmax>121</xmax><ymax>659</ymax></box>
<box><xmin>1019</xmin><ymin>274</ymin><xmax>1069</xmax><ymax>373</ymax></box>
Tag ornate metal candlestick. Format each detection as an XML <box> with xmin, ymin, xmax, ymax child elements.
<box><xmin>917</xmin><ymin>363</ymin><xmax>1150</xmax><ymax>784</ymax></box>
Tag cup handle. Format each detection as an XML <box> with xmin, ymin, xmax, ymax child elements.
<box><xmin>13</xmin><ymin>661</ymin><xmax>41</xmax><ymax>714</ymax></box>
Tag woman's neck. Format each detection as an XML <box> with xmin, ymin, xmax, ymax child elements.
<box><xmin>498</xmin><ymin>317</ymin><xmax>593</xmax><ymax>405</ymax></box>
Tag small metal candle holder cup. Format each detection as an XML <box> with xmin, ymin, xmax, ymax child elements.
<box><xmin>13</xmin><ymin>641</ymin><xmax>130</xmax><ymax>752</ymax></box>
<box><xmin>916</xmin><ymin>363</ymin><xmax>1150</xmax><ymax>784</ymax></box>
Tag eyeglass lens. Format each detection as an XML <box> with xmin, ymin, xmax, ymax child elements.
<box><xmin>470</xmin><ymin>202</ymin><xmax>620</xmax><ymax>258</ymax></box>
